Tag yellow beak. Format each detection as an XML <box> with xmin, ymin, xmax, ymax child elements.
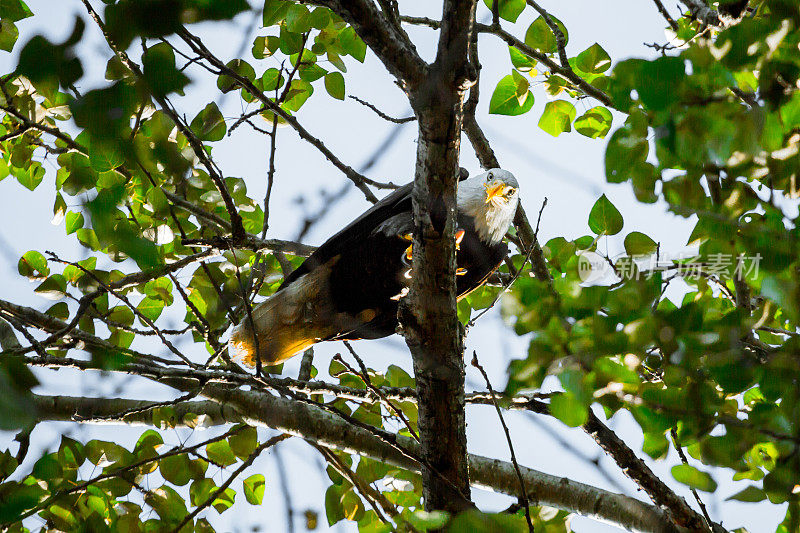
<box><xmin>484</xmin><ymin>180</ymin><xmax>505</xmax><ymax>204</ymax></box>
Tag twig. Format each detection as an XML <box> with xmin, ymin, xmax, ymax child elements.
<box><xmin>670</xmin><ymin>428</ymin><xmax>715</xmax><ymax>531</ymax></box>
<box><xmin>171</xmin><ymin>433</ymin><xmax>291</xmax><ymax>532</ymax></box>
<box><xmin>348</xmin><ymin>95</ymin><xmax>416</xmax><ymax>124</ymax></box>
<box><xmin>651</xmin><ymin>0</ymin><xmax>679</xmax><ymax>30</ymax></box>
<box><xmin>80</xmin><ymin>0</ymin><xmax>247</xmax><ymax>242</ymax></box>
<box><xmin>46</xmin><ymin>251</ymin><xmax>198</xmax><ymax>368</ymax></box>
<box><xmin>227</xmin><ymin>240</ymin><xmax>262</xmax><ymax>377</ymax></box>
<box><xmin>471</xmin><ymin>352</ymin><xmax>533</xmax><ymax>532</ymax></box>
<box><xmin>474</xmin><ymin>23</ymin><xmax>612</xmax><ymax>106</ymax></box>
<box><xmin>680</xmin><ymin>0</ymin><xmax>721</xmax><ymax>26</ymax></box>
<box><xmin>466</xmin><ymin>198</ymin><xmax>547</xmax><ymax>328</ymax></box>
<box><xmin>272</xmin><ymin>446</ymin><xmax>297</xmax><ymax>533</ymax></box>
<box><xmin>177</xmin><ymin>29</ymin><xmax>401</xmax><ymax>202</ymax></box>
<box><xmin>525</xmin><ymin>0</ymin><xmax>569</xmax><ymax>68</ymax></box>
<box><xmin>298</xmin><ymin>348</ymin><xmax>315</xmax><ymax>381</ymax></box>
<box><xmin>312</xmin><ymin>444</ymin><xmax>398</xmax><ymax>527</ymax></box>
<box><xmin>338</xmin><ymin>343</ymin><xmax>419</xmax><ymax>442</ymax></box>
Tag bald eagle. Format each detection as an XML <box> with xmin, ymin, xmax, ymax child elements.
<box><xmin>229</xmin><ymin>169</ymin><xmax>520</xmax><ymax>366</ymax></box>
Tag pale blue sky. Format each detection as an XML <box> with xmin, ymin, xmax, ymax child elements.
<box><xmin>0</xmin><ymin>1</ymin><xmax>783</xmax><ymax>531</ymax></box>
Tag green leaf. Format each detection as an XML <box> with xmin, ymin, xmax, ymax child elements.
<box><xmin>16</xmin><ymin>18</ymin><xmax>84</xmax><ymax>98</ymax></box>
<box><xmin>263</xmin><ymin>0</ymin><xmax>290</xmax><ymax>26</ymax></box>
<box><xmin>489</xmin><ymin>73</ymin><xmax>534</xmax><ymax>116</ymax></box>
<box><xmin>575</xmin><ymin>43</ymin><xmax>611</xmax><ymax>74</ymax></box>
<box><xmin>282</xmin><ymin>79</ymin><xmax>314</xmax><ymax>112</ymax></box>
<box><xmin>243</xmin><ymin>474</ymin><xmax>265</xmax><ymax>505</ymax></box>
<box><xmin>325</xmin><ymin>485</ymin><xmax>345</xmax><ymax>525</ymax></box>
<box><xmin>549</xmin><ymin>392</ymin><xmax>588</xmax><ymax>427</ymax></box>
<box><xmin>142</xmin><ymin>42</ymin><xmax>190</xmax><ymax>97</ymax></box>
<box><xmin>0</xmin><ymin>20</ymin><xmax>19</xmax><ymax>52</ymax></box>
<box><xmin>64</xmin><ymin>211</ymin><xmax>83</xmax><ymax>235</ymax></box>
<box><xmin>508</xmin><ymin>46</ymin><xmax>535</xmax><ymax>72</ymax></box>
<box><xmin>190</xmin><ymin>103</ymin><xmax>226</xmax><ymax>142</ymax></box>
<box><xmin>278</xmin><ymin>25</ymin><xmax>303</xmax><ymax>55</ymax></box>
<box><xmin>624</xmin><ymin>231</ymin><xmax>657</xmax><ymax>256</ymax></box>
<box><xmin>137</xmin><ymin>297</ymin><xmax>165</xmax><ymax>321</ymax></box>
<box><xmin>671</xmin><ymin>464</ymin><xmax>717</xmax><ymax>492</ymax></box>
<box><xmin>636</xmin><ymin>56</ymin><xmax>685</xmax><ymax>111</ymax></box>
<box><xmin>0</xmin><ymin>0</ymin><xmax>33</xmax><ymax>22</ymax></box>
<box><xmin>190</xmin><ymin>478</ymin><xmax>217</xmax><ymax>507</ymax></box>
<box><xmin>135</xmin><ymin>429</ymin><xmax>164</xmax><ymax>453</ymax></box>
<box><xmin>159</xmin><ymin>453</ymin><xmax>192</xmax><ymax>486</ymax></box>
<box><xmin>324</xmin><ymin>71</ymin><xmax>345</xmax><ymax>100</ymax></box>
<box><xmin>524</xmin><ymin>15</ymin><xmax>568</xmax><ymax>54</ymax></box>
<box><xmin>339</xmin><ymin>27</ymin><xmax>366</xmax><ymax>62</ymax></box>
<box><xmin>482</xmin><ymin>0</ymin><xmax>525</xmax><ymax>22</ymax></box>
<box><xmin>212</xmin><ymin>487</ymin><xmax>235</xmax><ymax>513</ymax></box>
<box><xmin>284</xmin><ymin>3</ymin><xmax>312</xmax><ymax>33</ymax></box>
<box><xmin>216</xmin><ymin>59</ymin><xmax>256</xmax><ymax>93</ymax></box>
<box><xmin>108</xmin><ymin>305</ymin><xmax>135</xmax><ymax>327</ymax></box>
<box><xmin>588</xmin><ymin>194</ymin><xmax>623</xmax><ymax>236</ymax></box>
<box><xmin>145</xmin><ymin>485</ymin><xmax>188</xmax><ymax>523</ymax></box>
<box><xmin>538</xmin><ymin>100</ymin><xmax>576</xmax><ymax>136</ymax></box>
<box><xmin>34</xmin><ymin>274</ymin><xmax>67</xmax><ymax>300</ymax></box>
<box><xmin>261</xmin><ymin>68</ymin><xmax>284</xmax><ymax>91</ymax></box>
<box><xmin>17</xmin><ymin>250</ymin><xmax>49</xmax><ymax>279</ymax></box>
<box><xmin>574</xmin><ymin>106</ymin><xmax>612</xmax><ymax>139</ymax></box>
<box><xmin>228</xmin><ymin>425</ymin><xmax>258</xmax><ymax>459</ymax></box>
<box><xmin>15</xmin><ymin>162</ymin><xmax>44</xmax><ymax>190</ymax></box>
<box><xmin>446</xmin><ymin>510</ymin><xmax>528</xmax><ymax>532</ymax></box>
<box><xmin>727</xmin><ymin>485</ymin><xmax>766</xmax><ymax>502</ymax></box>
<box><xmin>45</xmin><ymin>302</ymin><xmax>69</xmax><ymax>320</ymax></box>
<box><xmin>206</xmin><ymin>440</ymin><xmax>237</xmax><ymax>467</ymax></box>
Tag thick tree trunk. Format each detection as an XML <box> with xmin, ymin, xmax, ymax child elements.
<box><xmin>400</xmin><ymin>0</ymin><xmax>478</xmax><ymax>514</ymax></box>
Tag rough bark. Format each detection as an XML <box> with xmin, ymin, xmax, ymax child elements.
<box><xmin>399</xmin><ymin>0</ymin><xmax>479</xmax><ymax>513</ymax></box>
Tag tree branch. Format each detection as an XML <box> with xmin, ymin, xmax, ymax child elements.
<box><xmin>679</xmin><ymin>0</ymin><xmax>721</xmax><ymax>26</ymax></box>
<box><xmin>177</xmin><ymin>29</ymin><xmax>399</xmax><ymax>203</ymax></box>
<box><xmin>30</xmin><ymin>393</ymin><xmax>684</xmax><ymax>533</ymax></box>
<box><xmin>397</xmin><ymin>0</ymin><xmax>479</xmax><ymax>513</ymax></box>
<box><xmin>474</xmin><ymin>23</ymin><xmax>612</xmax><ymax>107</ymax></box>
<box><xmin>80</xmin><ymin>0</ymin><xmax>247</xmax><ymax>243</ymax></box>
<box><xmin>316</xmin><ymin>0</ymin><xmax>428</xmax><ymax>88</ymax></box>
<box><xmin>525</xmin><ymin>0</ymin><xmax>569</xmax><ymax>68</ymax></box>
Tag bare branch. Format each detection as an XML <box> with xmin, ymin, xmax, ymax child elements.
<box><xmin>348</xmin><ymin>95</ymin><xmax>416</xmax><ymax>124</ymax></box>
<box><xmin>670</xmin><ymin>428</ymin><xmax>715</xmax><ymax>531</ymax></box>
<box><xmin>651</xmin><ymin>0</ymin><xmax>680</xmax><ymax>30</ymax></box>
<box><xmin>178</xmin><ymin>29</ymin><xmax>401</xmax><ymax>201</ymax></box>
<box><xmin>471</xmin><ymin>352</ymin><xmax>533</xmax><ymax>532</ymax></box>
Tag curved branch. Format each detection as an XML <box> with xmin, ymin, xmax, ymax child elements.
<box><xmin>31</xmin><ymin>393</ymin><xmax>684</xmax><ymax>533</ymax></box>
<box><xmin>474</xmin><ymin>23</ymin><xmax>612</xmax><ymax>107</ymax></box>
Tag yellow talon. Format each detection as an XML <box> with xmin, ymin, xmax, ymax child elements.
<box><xmin>405</xmin><ymin>245</ymin><xmax>413</xmax><ymax>261</ymax></box>
<box><xmin>455</xmin><ymin>229</ymin><xmax>465</xmax><ymax>249</ymax></box>
<box><xmin>456</xmin><ymin>267</ymin><xmax>467</xmax><ymax>276</ymax></box>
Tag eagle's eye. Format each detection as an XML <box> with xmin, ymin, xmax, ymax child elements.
<box><xmin>486</xmin><ymin>172</ymin><xmax>493</xmax><ymax>181</ymax></box>
<box><xmin>506</xmin><ymin>187</ymin><xmax>517</xmax><ymax>196</ymax></box>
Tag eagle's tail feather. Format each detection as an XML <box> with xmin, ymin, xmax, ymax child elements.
<box><xmin>228</xmin><ymin>258</ymin><xmax>356</xmax><ymax>366</ymax></box>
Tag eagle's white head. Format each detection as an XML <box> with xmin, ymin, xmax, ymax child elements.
<box><xmin>457</xmin><ymin>168</ymin><xmax>520</xmax><ymax>244</ymax></box>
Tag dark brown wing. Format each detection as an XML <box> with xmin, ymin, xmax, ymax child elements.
<box><xmin>280</xmin><ymin>182</ymin><xmax>413</xmax><ymax>289</ymax></box>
